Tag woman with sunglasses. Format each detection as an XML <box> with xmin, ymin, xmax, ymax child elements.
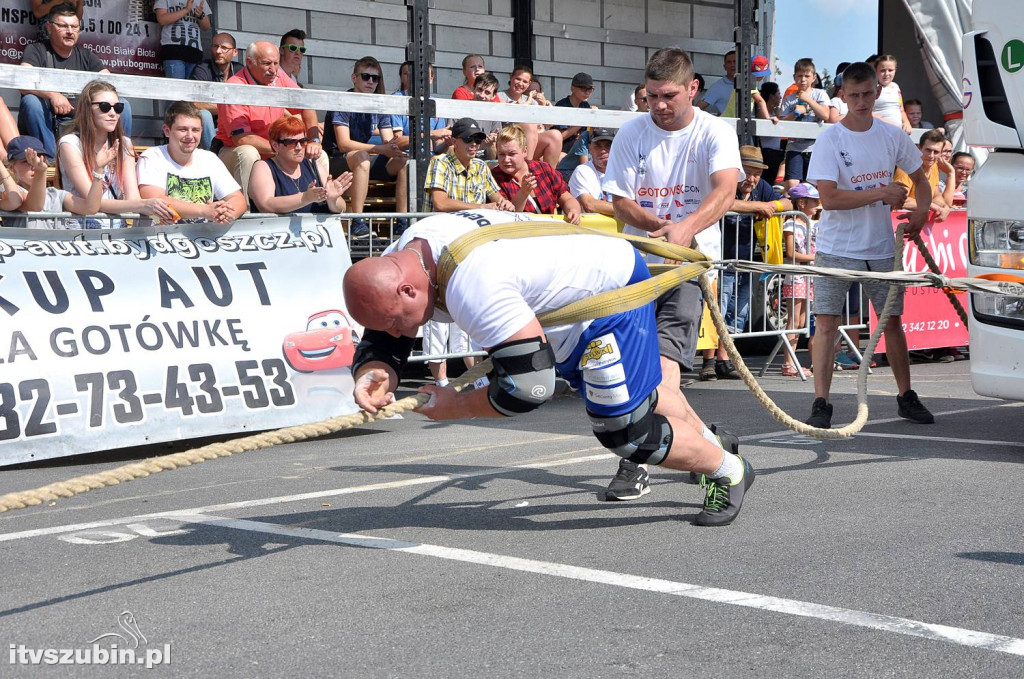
<box><xmin>249</xmin><ymin>115</ymin><xmax>353</xmax><ymax>215</ymax></box>
<box><xmin>57</xmin><ymin>80</ymin><xmax>176</xmax><ymax>227</ymax></box>
<box><xmin>154</xmin><ymin>0</ymin><xmax>213</xmax><ymax>80</ymax></box>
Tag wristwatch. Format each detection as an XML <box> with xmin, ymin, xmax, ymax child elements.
<box><xmin>308</xmin><ymin>136</ymin><xmax>321</xmax><ymax>144</ymax></box>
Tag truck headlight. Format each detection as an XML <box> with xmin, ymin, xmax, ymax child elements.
<box><xmin>970</xmin><ymin>219</ymin><xmax>1024</xmax><ymax>269</ymax></box>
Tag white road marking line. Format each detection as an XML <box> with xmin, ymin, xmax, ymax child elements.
<box><xmin>184</xmin><ymin>513</ymin><xmax>1024</xmax><ymax>658</ymax></box>
<box><xmin>0</xmin><ymin>452</ymin><xmax>612</xmax><ymax>543</ymax></box>
<box><xmin>851</xmin><ymin>432</ymin><xmax>1024</xmax><ymax>448</ymax></box>
<box><xmin>742</xmin><ymin>401</ymin><xmax>1024</xmax><ymax>441</ymax></box>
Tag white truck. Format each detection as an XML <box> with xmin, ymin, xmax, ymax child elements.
<box><xmin>961</xmin><ymin>0</ymin><xmax>1024</xmax><ymax>399</ymax></box>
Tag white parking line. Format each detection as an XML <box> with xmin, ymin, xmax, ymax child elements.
<box><xmin>0</xmin><ymin>451</ymin><xmax>612</xmax><ymax>543</ymax></box>
<box><xmin>183</xmin><ymin>513</ymin><xmax>1024</xmax><ymax>658</ymax></box>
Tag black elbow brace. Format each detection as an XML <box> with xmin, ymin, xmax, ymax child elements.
<box><xmin>487</xmin><ymin>337</ymin><xmax>557</xmax><ymax>416</ymax></box>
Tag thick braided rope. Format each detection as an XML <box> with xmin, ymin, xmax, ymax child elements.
<box><xmin>0</xmin><ymin>361</ymin><xmax>494</xmax><ymax>513</ymax></box>
<box><xmin>705</xmin><ymin>227</ymin><xmax>908</xmax><ymax>439</ymax></box>
<box><xmin>912</xmin><ymin>234</ymin><xmax>970</xmax><ymax>328</ymax></box>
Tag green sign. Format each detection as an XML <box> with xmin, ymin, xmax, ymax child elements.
<box><xmin>1002</xmin><ymin>39</ymin><xmax>1024</xmax><ymax>73</ymax></box>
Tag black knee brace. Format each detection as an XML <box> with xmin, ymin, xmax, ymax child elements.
<box><xmin>588</xmin><ymin>391</ymin><xmax>674</xmax><ymax>465</ymax></box>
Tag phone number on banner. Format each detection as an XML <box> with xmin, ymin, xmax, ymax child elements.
<box><xmin>0</xmin><ymin>359</ymin><xmax>295</xmax><ymax>442</ymax></box>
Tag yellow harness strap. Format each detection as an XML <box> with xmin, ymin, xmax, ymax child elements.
<box><xmin>433</xmin><ymin>220</ymin><xmax>712</xmax><ymax>326</ymax></box>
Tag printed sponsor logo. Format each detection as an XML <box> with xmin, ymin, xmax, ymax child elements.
<box><xmin>579</xmin><ymin>334</ymin><xmax>621</xmax><ymax>369</ymax></box>
<box><xmin>582</xmin><ymin>363</ymin><xmax>626</xmax><ymax>386</ymax></box>
<box><xmin>639</xmin><ymin>200</ymin><xmax>654</xmax><ymax>208</ymax></box>
<box><xmin>636</xmin><ymin>185</ymin><xmax>700</xmax><ymax>198</ymax></box>
<box><xmin>585</xmin><ymin>382</ymin><xmax>630</xmax><ymax>406</ymax></box>
<box><xmin>851</xmin><ymin>170</ymin><xmax>890</xmax><ymax>184</ymax></box>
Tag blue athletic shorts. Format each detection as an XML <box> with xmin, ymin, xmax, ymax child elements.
<box><xmin>556</xmin><ymin>250</ymin><xmax>661</xmax><ymax>418</ymax></box>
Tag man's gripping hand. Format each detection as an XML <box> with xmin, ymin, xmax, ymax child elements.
<box><xmin>651</xmin><ymin>217</ymin><xmax>699</xmax><ymax>247</ymax></box>
<box><xmin>354</xmin><ymin>368</ymin><xmax>396</xmax><ymax>414</ymax></box>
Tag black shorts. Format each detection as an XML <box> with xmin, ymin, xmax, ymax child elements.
<box><xmin>655</xmin><ymin>280</ymin><xmax>703</xmax><ymax>371</ymax></box>
<box><xmin>329</xmin><ymin>152</ymin><xmax>395</xmax><ymax>181</ymax></box>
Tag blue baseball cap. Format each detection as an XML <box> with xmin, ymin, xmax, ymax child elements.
<box><xmin>6</xmin><ymin>136</ymin><xmax>49</xmax><ymax>161</ymax></box>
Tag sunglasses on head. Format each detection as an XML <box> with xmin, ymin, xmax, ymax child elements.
<box><xmin>275</xmin><ymin>137</ymin><xmax>306</xmax><ymax>147</ymax></box>
<box><xmin>358</xmin><ymin>73</ymin><xmax>380</xmax><ymax>82</ymax></box>
<box><xmin>283</xmin><ymin>44</ymin><xmax>307</xmax><ymax>54</ymax></box>
<box><xmin>92</xmin><ymin>101</ymin><xmax>125</xmax><ymax>114</ymax></box>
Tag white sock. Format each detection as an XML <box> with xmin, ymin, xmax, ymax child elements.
<box><xmin>435</xmin><ymin>378</ymin><xmax>449</xmax><ymax>387</ymax></box>
<box><xmin>709</xmin><ymin>450</ymin><xmax>743</xmax><ymax>484</ymax></box>
<box><xmin>701</xmin><ymin>425</ymin><xmax>723</xmax><ymax>449</ymax></box>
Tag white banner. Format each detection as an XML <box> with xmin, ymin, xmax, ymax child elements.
<box><xmin>1</xmin><ymin>1</ymin><xmax>162</xmax><ymax>75</ymax></box>
<box><xmin>0</xmin><ymin>216</ymin><xmax>360</xmax><ymax>466</ymax></box>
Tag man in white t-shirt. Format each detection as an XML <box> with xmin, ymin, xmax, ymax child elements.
<box><xmin>804</xmin><ymin>62</ymin><xmax>935</xmax><ymax>429</ymax></box>
<box><xmin>344</xmin><ymin>210</ymin><xmax>755</xmax><ymax>527</ymax></box>
<box><xmin>138</xmin><ymin>102</ymin><xmax>247</xmax><ymax>224</ymax></box>
<box><xmin>568</xmin><ymin>127</ymin><xmax>615</xmax><ymax>216</ymax></box>
<box><xmin>600</xmin><ymin>47</ymin><xmax>743</xmax><ymax>501</ymax></box>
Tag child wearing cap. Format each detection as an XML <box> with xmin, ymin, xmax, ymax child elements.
<box><xmin>781</xmin><ymin>182</ymin><xmax>820</xmax><ymax>377</ymax></box>
<box><xmin>2</xmin><ymin>136</ymin><xmax>104</xmax><ymax>229</ymax></box>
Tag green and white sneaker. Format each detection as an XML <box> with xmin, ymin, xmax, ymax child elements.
<box><xmin>694</xmin><ymin>455</ymin><xmax>755</xmax><ymax>526</ymax></box>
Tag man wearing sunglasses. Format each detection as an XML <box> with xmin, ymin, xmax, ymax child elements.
<box><xmin>324</xmin><ymin>56</ymin><xmax>408</xmax><ymax>237</ymax></box>
<box><xmin>216</xmin><ymin>40</ymin><xmax>324</xmax><ymax>205</ymax></box>
<box><xmin>279</xmin><ymin>29</ymin><xmax>307</xmax><ymax>83</ymax></box>
<box><xmin>189</xmin><ymin>31</ymin><xmax>243</xmax><ymax>151</ymax></box>
<box><xmin>554</xmin><ymin>72</ymin><xmax>598</xmax><ymax>182</ymax></box>
<box><xmin>18</xmin><ymin>2</ymin><xmax>134</xmax><ymax>158</ymax></box>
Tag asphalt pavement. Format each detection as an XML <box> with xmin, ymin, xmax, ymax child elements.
<box><xmin>1</xmin><ymin>357</ymin><xmax>1022</xmax><ymax>677</ymax></box>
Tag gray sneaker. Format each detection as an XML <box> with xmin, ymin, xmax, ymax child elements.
<box><xmin>603</xmin><ymin>459</ymin><xmax>651</xmax><ymax>501</ymax></box>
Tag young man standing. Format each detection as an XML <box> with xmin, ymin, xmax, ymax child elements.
<box><xmin>138</xmin><ymin>101</ymin><xmax>247</xmax><ymax>224</ymax></box>
<box><xmin>600</xmin><ymin>47</ymin><xmax>743</xmax><ymax>501</ymax></box>
<box><xmin>893</xmin><ymin>128</ymin><xmax>954</xmax><ymax>221</ymax></box>
<box><xmin>805</xmin><ymin>62</ymin><xmax>935</xmax><ymax>428</ymax></box>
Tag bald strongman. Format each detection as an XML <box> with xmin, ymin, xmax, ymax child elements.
<box><xmin>343</xmin><ymin>210</ymin><xmax>755</xmax><ymax>526</ymax></box>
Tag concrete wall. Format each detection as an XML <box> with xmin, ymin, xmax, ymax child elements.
<box><xmin>532</xmin><ymin>0</ymin><xmax>734</xmax><ymax>108</ymax></box>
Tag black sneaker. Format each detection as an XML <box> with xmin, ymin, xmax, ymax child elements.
<box><xmin>694</xmin><ymin>455</ymin><xmax>755</xmax><ymax>526</ymax></box>
<box><xmin>897</xmin><ymin>389</ymin><xmax>934</xmax><ymax>424</ymax></box>
<box><xmin>699</xmin><ymin>357</ymin><xmax>717</xmax><ymax>381</ymax></box>
<box><xmin>687</xmin><ymin>424</ymin><xmax>740</xmax><ymax>485</ymax></box>
<box><xmin>806</xmin><ymin>397</ymin><xmax>833</xmax><ymax>428</ymax></box>
<box><xmin>603</xmin><ymin>459</ymin><xmax>651</xmax><ymax>501</ymax></box>
<box><xmin>715</xmin><ymin>360</ymin><xmax>741</xmax><ymax>380</ymax></box>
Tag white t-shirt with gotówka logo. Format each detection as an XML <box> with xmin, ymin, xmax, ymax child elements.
<box><xmin>601</xmin><ymin>109</ymin><xmax>743</xmax><ymax>264</ymax></box>
<box><xmin>807</xmin><ymin>119</ymin><xmax>922</xmax><ymax>259</ymax></box>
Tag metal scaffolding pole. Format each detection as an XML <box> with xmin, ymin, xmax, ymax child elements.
<box><xmin>406</xmin><ymin>0</ymin><xmax>435</xmax><ymax>212</ymax></box>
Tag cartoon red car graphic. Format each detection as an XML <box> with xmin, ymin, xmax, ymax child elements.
<box><xmin>282</xmin><ymin>310</ymin><xmax>357</xmax><ymax>373</ymax></box>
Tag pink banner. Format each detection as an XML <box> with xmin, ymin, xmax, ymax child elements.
<box><xmin>1</xmin><ymin>1</ymin><xmax>162</xmax><ymax>76</ymax></box>
<box><xmin>871</xmin><ymin>209</ymin><xmax>969</xmax><ymax>351</ymax></box>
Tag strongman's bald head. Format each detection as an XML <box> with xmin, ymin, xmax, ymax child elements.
<box><xmin>344</xmin><ymin>250</ymin><xmax>433</xmax><ymax>337</ymax></box>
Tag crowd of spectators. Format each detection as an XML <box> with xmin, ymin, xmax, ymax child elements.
<box><xmin>0</xmin><ymin>3</ymin><xmax>976</xmax><ymax>370</ymax></box>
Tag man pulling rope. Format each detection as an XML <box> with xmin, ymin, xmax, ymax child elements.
<box><xmin>344</xmin><ymin>210</ymin><xmax>755</xmax><ymax>527</ymax></box>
